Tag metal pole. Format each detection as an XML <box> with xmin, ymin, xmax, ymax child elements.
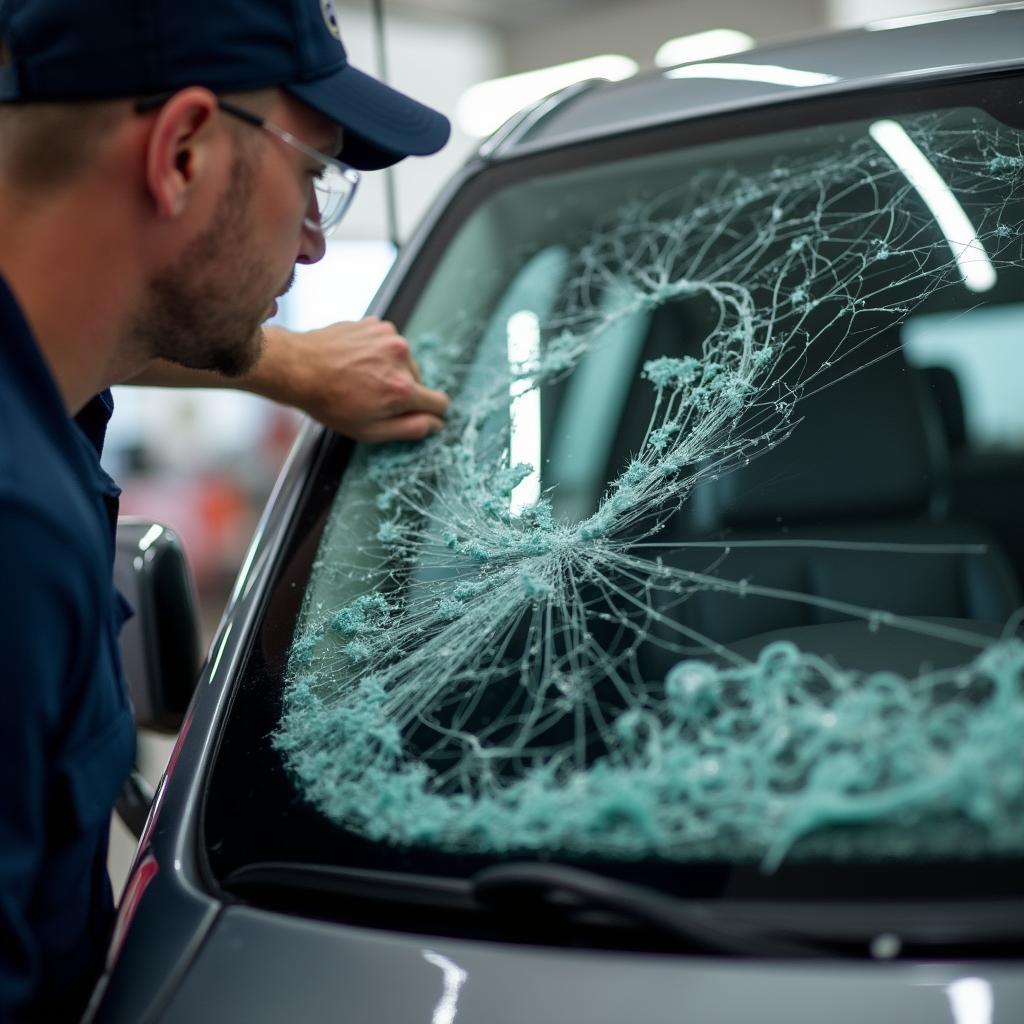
<box><xmin>371</xmin><ymin>0</ymin><xmax>401</xmax><ymax>252</ymax></box>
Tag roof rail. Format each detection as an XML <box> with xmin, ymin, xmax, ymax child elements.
<box><xmin>477</xmin><ymin>77</ymin><xmax>605</xmax><ymax>160</ymax></box>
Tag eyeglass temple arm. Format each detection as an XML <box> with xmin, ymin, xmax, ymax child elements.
<box><xmin>134</xmin><ymin>93</ymin><xmax>266</xmax><ymax>130</ymax></box>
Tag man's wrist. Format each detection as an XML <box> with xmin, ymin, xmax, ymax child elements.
<box><xmin>246</xmin><ymin>325</ymin><xmax>304</xmax><ymax>407</ymax></box>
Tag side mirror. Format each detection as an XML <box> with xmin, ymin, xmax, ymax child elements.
<box><xmin>114</xmin><ymin>518</ymin><xmax>202</xmax><ymax>734</ymax></box>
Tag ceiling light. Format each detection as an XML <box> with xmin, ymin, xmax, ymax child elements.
<box><xmin>456</xmin><ymin>55</ymin><xmax>639</xmax><ymax>139</ymax></box>
<box><xmin>655</xmin><ymin>29</ymin><xmax>755</xmax><ymax>68</ymax></box>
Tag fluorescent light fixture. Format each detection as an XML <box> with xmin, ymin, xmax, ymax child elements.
<box><xmin>869</xmin><ymin>119</ymin><xmax>996</xmax><ymax>293</ymax></box>
<box><xmin>867</xmin><ymin>8</ymin><xmax>997</xmax><ymax>31</ymax></box>
<box><xmin>945</xmin><ymin>978</ymin><xmax>993</xmax><ymax>1024</ymax></box>
<box><xmin>655</xmin><ymin>29</ymin><xmax>755</xmax><ymax>68</ymax></box>
<box><xmin>665</xmin><ymin>62</ymin><xmax>839</xmax><ymax>88</ymax></box>
<box><xmin>507</xmin><ymin>311</ymin><xmax>542</xmax><ymax>514</ymax></box>
<box><xmin>456</xmin><ymin>55</ymin><xmax>638</xmax><ymax>138</ymax></box>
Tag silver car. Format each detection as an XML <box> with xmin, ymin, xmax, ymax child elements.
<box><xmin>90</xmin><ymin>6</ymin><xmax>1024</xmax><ymax>1020</ymax></box>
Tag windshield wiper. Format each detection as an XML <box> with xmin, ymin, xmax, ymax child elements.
<box><xmin>471</xmin><ymin>862</ymin><xmax>825</xmax><ymax>957</ymax></box>
<box><xmin>225</xmin><ymin>859</ymin><xmax>1024</xmax><ymax>957</ymax></box>
<box><xmin>224</xmin><ymin>859</ymin><xmax>817</xmax><ymax>954</ymax></box>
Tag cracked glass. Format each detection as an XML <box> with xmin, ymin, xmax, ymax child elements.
<box><xmin>271</xmin><ymin>88</ymin><xmax>1024</xmax><ymax>872</ymax></box>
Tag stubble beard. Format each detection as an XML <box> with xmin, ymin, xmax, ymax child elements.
<box><xmin>131</xmin><ymin>146</ymin><xmax>273</xmax><ymax>379</ymax></box>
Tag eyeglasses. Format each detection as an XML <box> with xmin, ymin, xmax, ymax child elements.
<box><xmin>135</xmin><ymin>94</ymin><xmax>360</xmax><ymax>234</ymax></box>
<box><xmin>216</xmin><ymin>99</ymin><xmax>360</xmax><ymax>234</ymax></box>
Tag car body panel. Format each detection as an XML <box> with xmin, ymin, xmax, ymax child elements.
<box><xmin>159</xmin><ymin>906</ymin><xmax>1016</xmax><ymax>1024</ymax></box>
<box><xmin>494</xmin><ymin>5</ymin><xmax>1024</xmax><ymax>157</ymax></box>
<box><xmin>88</xmin><ymin>429</ymin><xmax>329</xmax><ymax>1022</ymax></box>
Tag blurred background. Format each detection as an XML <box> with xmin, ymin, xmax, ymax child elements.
<box><xmin>106</xmin><ymin>0</ymin><xmax>997</xmax><ymax>889</ymax></box>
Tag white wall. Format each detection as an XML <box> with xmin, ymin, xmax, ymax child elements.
<box><xmin>502</xmin><ymin>0</ymin><xmax>828</xmax><ymax>77</ymax></box>
<box><xmin>283</xmin><ymin>239</ymin><xmax>396</xmax><ymax>329</ymax></box>
<box><xmin>333</xmin><ymin>4</ymin><xmax>504</xmax><ymax>242</ymax></box>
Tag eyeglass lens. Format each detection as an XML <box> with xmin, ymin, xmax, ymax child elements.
<box><xmin>311</xmin><ymin>165</ymin><xmax>358</xmax><ymax>232</ymax></box>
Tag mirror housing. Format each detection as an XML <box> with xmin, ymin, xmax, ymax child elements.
<box><xmin>114</xmin><ymin>518</ymin><xmax>202</xmax><ymax>734</ymax></box>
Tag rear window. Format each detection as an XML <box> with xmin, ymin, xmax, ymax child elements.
<box><xmin>209</xmin><ymin>76</ymin><xmax>1024</xmax><ymax>895</ymax></box>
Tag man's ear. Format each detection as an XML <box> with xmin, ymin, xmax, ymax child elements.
<box><xmin>142</xmin><ymin>88</ymin><xmax>221</xmax><ymax>219</ymax></box>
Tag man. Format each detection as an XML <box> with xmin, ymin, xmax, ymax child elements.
<box><xmin>0</xmin><ymin>0</ymin><xmax>450</xmax><ymax>1017</ymax></box>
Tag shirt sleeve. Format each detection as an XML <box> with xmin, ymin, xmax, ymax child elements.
<box><xmin>0</xmin><ymin>497</ymin><xmax>97</xmax><ymax>1017</ymax></box>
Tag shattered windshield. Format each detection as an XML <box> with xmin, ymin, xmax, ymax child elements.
<box><xmin>274</xmin><ymin>92</ymin><xmax>1024</xmax><ymax>874</ymax></box>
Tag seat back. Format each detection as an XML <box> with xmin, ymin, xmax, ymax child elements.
<box><xmin>657</xmin><ymin>340</ymin><xmax>1020</xmax><ymax>648</ymax></box>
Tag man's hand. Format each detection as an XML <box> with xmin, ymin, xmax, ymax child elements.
<box><xmin>257</xmin><ymin>319</ymin><xmax>449</xmax><ymax>443</ymax></box>
<box><xmin>125</xmin><ymin>318</ymin><xmax>450</xmax><ymax>444</ymax></box>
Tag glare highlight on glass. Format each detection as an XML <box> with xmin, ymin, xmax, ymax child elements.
<box><xmin>255</xmin><ymin>119</ymin><xmax>359</xmax><ymax>234</ymax></box>
<box><xmin>946</xmin><ymin>977</ymin><xmax>994</xmax><ymax>1024</ymax></box>
<box><xmin>869</xmin><ymin>119</ymin><xmax>996</xmax><ymax>293</ymax></box>
<box><xmin>456</xmin><ymin>55</ymin><xmax>639</xmax><ymax>139</ymax></box>
<box><xmin>867</xmin><ymin>8</ymin><xmax>997</xmax><ymax>31</ymax></box>
<box><xmin>665</xmin><ymin>62</ymin><xmax>839</xmax><ymax>88</ymax></box>
<box><xmin>654</xmin><ymin>28</ymin><xmax>755</xmax><ymax>68</ymax></box>
<box><xmin>507</xmin><ymin>310</ymin><xmax>542</xmax><ymax>514</ymax></box>
<box><xmin>422</xmin><ymin>950</ymin><xmax>468</xmax><ymax>1024</ymax></box>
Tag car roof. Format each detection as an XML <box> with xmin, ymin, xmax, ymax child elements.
<box><xmin>484</xmin><ymin>3</ymin><xmax>1024</xmax><ymax>160</ymax></box>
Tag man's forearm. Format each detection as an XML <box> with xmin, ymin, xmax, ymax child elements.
<box><xmin>120</xmin><ymin>321</ymin><xmax>448</xmax><ymax>442</ymax></box>
<box><xmin>121</xmin><ymin>327</ymin><xmax>295</xmax><ymax>402</ymax></box>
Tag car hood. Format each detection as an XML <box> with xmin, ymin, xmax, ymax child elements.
<box><xmin>155</xmin><ymin>905</ymin><xmax>1021</xmax><ymax>1023</ymax></box>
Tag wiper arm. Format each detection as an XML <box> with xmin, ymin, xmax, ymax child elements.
<box><xmin>471</xmin><ymin>862</ymin><xmax>824</xmax><ymax>957</ymax></box>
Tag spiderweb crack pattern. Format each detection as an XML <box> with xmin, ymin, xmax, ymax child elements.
<box><xmin>274</xmin><ymin>113</ymin><xmax>1024</xmax><ymax>869</ymax></box>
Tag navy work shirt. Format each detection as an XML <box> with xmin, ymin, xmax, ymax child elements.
<box><xmin>0</xmin><ymin>275</ymin><xmax>136</xmax><ymax>1020</ymax></box>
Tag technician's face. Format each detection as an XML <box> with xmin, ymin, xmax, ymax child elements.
<box><xmin>134</xmin><ymin>95</ymin><xmax>336</xmax><ymax>377</ymax></box>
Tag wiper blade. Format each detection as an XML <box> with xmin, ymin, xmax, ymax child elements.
<box><xmin>222</xmin><ymin>861</ymin><xmax>476</xmax><ymax>910</ymax></box>
<box><xmin>226</xmin><ymin>861</ymin><xmax>1024</xmax><ymax>959</ymax></box>
<box><xmin>471</xmin><ymin>862</ymin><xmax>825</xmax><ymax>957</ymax></box>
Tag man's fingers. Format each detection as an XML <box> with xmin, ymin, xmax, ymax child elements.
<box><xmin>365</xmin><ymin>318</ymin><xmax>427</xmax><ymax>387</ymax></box>
<box><xmin>393</xmin><ymin>382</ymin><xmax>449</xmax><ymax>418</ymax></box>
<box><xmin>417</xmin><ymin>384</ymin><xmax>449</xmax><ymax>417</ymax></box>
<box><xmin>362</xmin><ymin>413</ymin><xmax>446</xmax><ymax>444</ymax></box>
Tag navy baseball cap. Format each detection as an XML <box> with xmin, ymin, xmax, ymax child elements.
<box><xmin>0</xmin><ymin>0</ymin><xmax>450</xmax><ymax>170</ymax></box>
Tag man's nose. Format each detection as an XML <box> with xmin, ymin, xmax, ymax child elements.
<box><xmin>298</xmin><ymin>225</ymin><xmax>327</xmax><ymax>265</ymax></box>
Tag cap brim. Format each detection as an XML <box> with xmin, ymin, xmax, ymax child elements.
<box><xmin>286</xmin><ymin>63</ymin><xmax>450</xmax><ymax>170</ymax></box>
